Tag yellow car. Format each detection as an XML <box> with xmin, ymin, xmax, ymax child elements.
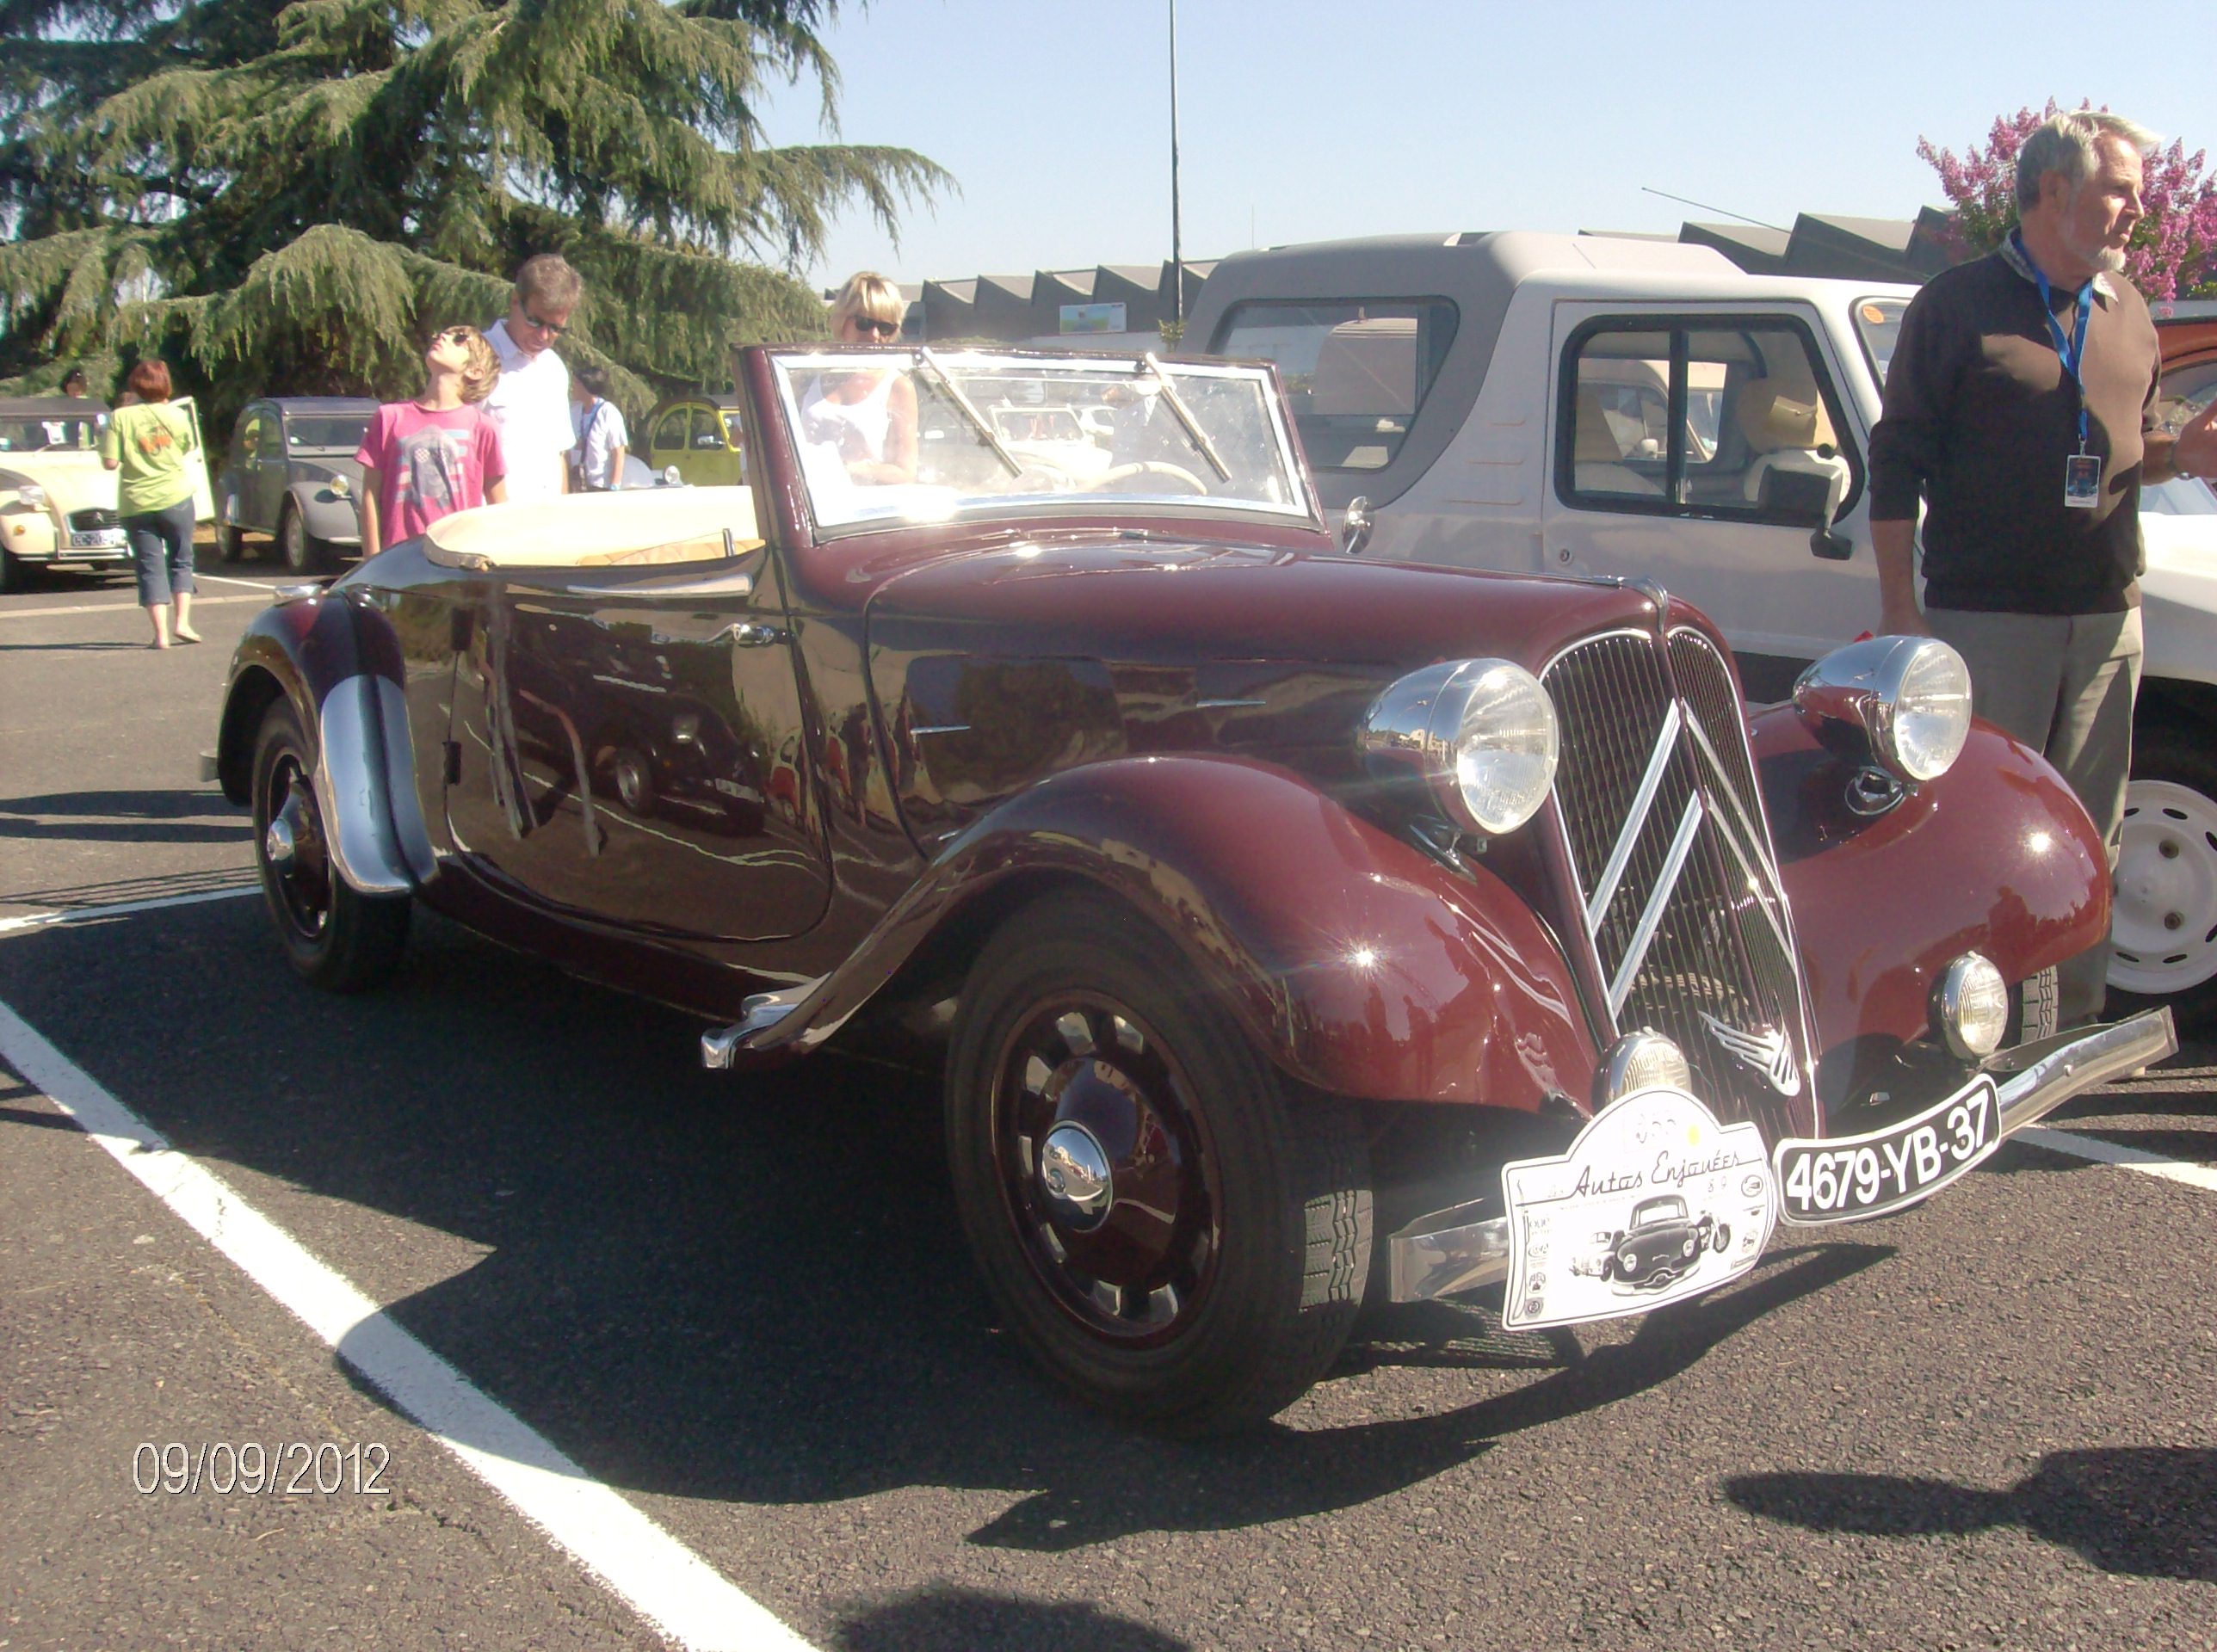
<box><xmin>642</xmin><ymin>394</ymin><xmax>745</xmax><ymax>487</ymax></box>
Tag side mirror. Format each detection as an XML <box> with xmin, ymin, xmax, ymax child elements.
<box><xmin>1341</xmin><ymin>495</ymin><xmax>1374</xmax><ymax>557</ymax></box>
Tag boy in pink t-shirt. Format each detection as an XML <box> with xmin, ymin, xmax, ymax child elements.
<box><xmin>355</xmin><ymin>324</ymin><xmax>509</xmax><ymax>557</ymax></box>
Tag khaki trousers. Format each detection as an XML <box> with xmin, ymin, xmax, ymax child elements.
<box><xmin>1924</xmin><ymin>606</ymin><xmax>2142</xmax><ymax>1026</ymax></box>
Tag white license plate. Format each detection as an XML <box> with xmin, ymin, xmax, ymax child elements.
<box><xmin>69</xmin><ymin>531</ymin><xmax>126</xmax><ymax>549</ymax></box>
<box><xmin>1773</xmin><ymin>1075</ymin><xmax>2000</xmax><ymax>1225</ymax></box>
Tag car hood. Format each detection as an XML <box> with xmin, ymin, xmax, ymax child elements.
<box><xmin>862</xmin><ymin>534</ymin><xmax>1680</xmax><ymax>848</ymax></box>
<box><xmin>0</xmin><ymin>452</ymin><xmax>116</xmax><ymax>514</ymax></box>
<box><xmin>862</xmin><ymin>535</ymin><xmax>1661</xmax><ymax>671</ymax></box>
<box><xmin>290</xmin><ymin>457</ymin><xmax>364</xmax><ymax>489</ymax></box>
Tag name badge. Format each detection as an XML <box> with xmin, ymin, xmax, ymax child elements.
<box><xmin>2065</xmin><ymin>453</ymin><xmax>2103</xmax><ymax>509</ymax></box>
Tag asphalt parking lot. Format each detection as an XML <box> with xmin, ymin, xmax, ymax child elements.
<box><xmin>3</xmin><ymin>555</ymin><xmax>2214</xmax><ymax>1651</ymax></box>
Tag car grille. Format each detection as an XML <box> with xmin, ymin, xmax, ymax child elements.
<box><xmin>1541</xmin><ymin>625</ymin><xmax>1816</xmax><ymax>1141</ymax></box>
<box><xmin>68</xmin><ymin>508</ymin><xmax>120</xmax><ymax>531</ymax></box>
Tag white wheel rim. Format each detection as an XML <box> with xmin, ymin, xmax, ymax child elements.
<box><xmin>2110</xmin><ymin>778</ymin><xmax>2217</xmax><ymax>994</ymax></box>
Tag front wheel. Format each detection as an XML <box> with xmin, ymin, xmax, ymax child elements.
<box><xmin>2109</xmin><ymin>731</ymin><xmax>2217</xmax><ymax>1032</ymax></box>
<box><xmin>252</xmin><ymin>700</ymin><xmax>411</xmax><ymax>990</ymax></box>
<box><xmin>946</xmin><ymin>892</ymin><xmax>1371</xmax><ymax>1434</ymax></box>
<box><xmin>218</xmin><ymin>519</ymin><xmax>248</xmax><ymax>562</ymax></box>
<box><xmin>277</xmin><ymin>503</ymin><xmax>331</xmax><ymax>574</ymax></box>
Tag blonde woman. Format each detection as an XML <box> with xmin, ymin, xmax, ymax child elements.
<box><xmin>98</xmin><ymin>358</ymin><xmax>202</xmax><ymax>648</ymax></box>
<box><xmin>799</xmin><ymin>272</ymin><xmax>918</xmax><ymax>484</ymax></box>
<box><xmin>354</xmin><ymin>324</ymin><xmax>508</xmax><ymax>558</ymax></box>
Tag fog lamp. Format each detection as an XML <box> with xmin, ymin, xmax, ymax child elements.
<box><xmin>1595</xmin><ymin>1029</ymin><xmax>1691</xmax><ymax>1108</ymax></box>
<box><xmin>1933</xmin><ymin>952</ymin><xmax>2009</xmax><ymax>1061</ymax></box>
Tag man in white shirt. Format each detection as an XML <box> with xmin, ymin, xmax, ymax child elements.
<box><xmin>569</xmin><ymin>366</ymin><xmax>629</xmax><ymax>490</ymax></box>
<box><xmin>483</xmin><ymin>254</ymin><xmax>584</xmax><ymax>504</ymax></box>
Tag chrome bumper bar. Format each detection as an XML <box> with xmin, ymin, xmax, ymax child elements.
<box><xmin>1385</xmin><ymin>1007</ymin><xmax>2177</xmax><ymax>1304</ymax></box>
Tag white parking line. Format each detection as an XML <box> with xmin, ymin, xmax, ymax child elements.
<box><xmin>0</xmin><ymin>997</ymin><xmax>818</xmax><ymax>1652</ymax></box>
<box><xmin>195</xmin><ymin>573</ymin><xmax>294</xmax><ymax>591</ymax></box>
<box><xmin>0</xmin><ymin>885</ymin><xmax>260</xmax><ymax>936</ymax></box>
<box><xmin>2015</xmin><ymin>1125</ymin><xmax>2217</xmax><ymax>1193</ymax></box>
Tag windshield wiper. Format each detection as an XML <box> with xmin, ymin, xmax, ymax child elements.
<box><xmin>915</xmin><ymin>348</ymin><xmax>1023</xmax><ymax>478</ymax></box>
<box><xmin>1139</xmin><ymin>353</ymin><xmax>1231</xmax><ymax>481</ymax></box>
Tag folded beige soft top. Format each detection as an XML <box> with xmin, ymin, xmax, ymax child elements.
<box><xmin>421</xmin><ymin>486</ymin><xmax>762</xmax><ymax>570</ymax></box>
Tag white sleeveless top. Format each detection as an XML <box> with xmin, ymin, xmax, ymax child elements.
<box><xmin>799</xmin><ymin>371</ymin><xmax>896</xmax><ymax>465</ymax></box>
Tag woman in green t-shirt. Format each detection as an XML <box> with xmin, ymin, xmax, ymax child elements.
<box><xmin>98</xmin><ymin>358</ymin><xmax>201</xmax><ymax>648</ymax></box>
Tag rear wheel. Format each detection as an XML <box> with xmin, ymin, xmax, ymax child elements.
<box><xmin>946</xmin><ymin>892</ymin><xmax>1370</xmax><ymax>1434</ymax></box>
<box><xmin>251</xmin><ymin>700</ymin><xmax>410</xmax><ymax>990</ymax></box>
<box><xmin>610</xmin><ymin>747</ymin><xmax>656</xmax><ymax>817</ymax></box>
<box><xmin>2109</xmin><ymin>732</ymin><xmax>2217</xmax><ymax>1032</ymax></box>
<box><xmin>218</xmin><ymin>520</ymin><xmax>247</xmax><ymax>562</ymax></box>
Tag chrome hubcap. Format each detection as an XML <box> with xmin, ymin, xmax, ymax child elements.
<box><xmin>1039</xmin><ymin>1121</ymin><xmax>1114</xmax><ymax>1230</ymax></box>
<box><xmin>264</xmin><ymin>817</ymin><xmax>296</xmax><ymax>868</ymax></box>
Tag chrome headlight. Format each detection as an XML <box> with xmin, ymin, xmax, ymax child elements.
<box><xmin>1594</xmin><ymin>1030</ymin><xmax>1692</xmax><ymax>1108</ymax></box>
<box><xmin>1933</xmin><ymin>952</ymin><xmax>2009</xmax><ymax>1060</ymax></box>
<box><xmin>1793</xmin><ymin>635</ymin><xmax>1971</xmax><ymax>784</ymax></box>
<box><xmin>1362</xmin><ymin>658</ymin><xmax>1559</xmax><ymax>835</ymax></box>
<box><xmin>327</xmin><ymin>474</ymin><xmax>350</xmax><ymax>498</ymax></box>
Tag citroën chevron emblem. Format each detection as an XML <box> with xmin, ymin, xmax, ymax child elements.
<box><xmin>1697</xmin><ymin>1011</ymin><xmax>1802</xmax><ymax>1097</ymax></box>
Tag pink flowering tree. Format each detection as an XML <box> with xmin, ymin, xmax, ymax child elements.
<box><xmin>1917</xmin><ymin>101</ymin><xmax>2217</xmax><ymax>299</ymax></box>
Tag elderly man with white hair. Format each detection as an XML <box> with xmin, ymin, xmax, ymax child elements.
<box><xmin>1869</xmin><ymin>109</ymin><xmax>2217</xmax><ymax>1027</ymax></box>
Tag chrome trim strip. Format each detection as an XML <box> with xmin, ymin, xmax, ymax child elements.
<box><xmin>1992</xmin><ymin>1008</ymin><xmax>2177</xmax><ymax>1136</ymax></box>
<box><xmin>1704</xmin><ymin>784</ymin><xmax>1795</xmax><ymax>967</ymax></box>
<box><xmin>1609</xmin><ymin>791</ymin><xmax>1704</xmax><ymax>1015</ymax></box>
<box><xmin>1585</xmin><ymin>699</ymin><xmax>1682</xmax><ymax>930</ymax></box>
<box><xmin>1386</xmin><ymin>1204</ymin><xmax>1511</xmax><ymax>1303</ymax></box>
<box><xmin>313</xmin><ymin>678</ymin><xmax>415</xmax><ymax>897</ymax></box>
<box><xmin>908</xmin><ymin>724</ymin><xmax>972</xmax><ymax>737</ymax></box>
<box><xmin>701</xmin><ymin>983</ymin><xmax>818</xmax><ymax>1069</ymax></box>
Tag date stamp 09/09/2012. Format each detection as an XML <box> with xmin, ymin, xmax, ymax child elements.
<box><xmin>133</xmin><ymin>1441</ymin><xmax>392</xmax><ymax>1497</ymax></box>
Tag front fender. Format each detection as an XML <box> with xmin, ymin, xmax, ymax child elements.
<box><xmin>1755</xmin><ymin>706</ymin><xmax>2109</xmax><ymax>1080</ymax></box>
<box><xmin>216</xmin><ymin>593</ymin><xmax>431</xmax><ymax>896</ymax></box>
<box><xmin>742</xmin><ymin>755</ymin><xmax>1598</xmax><ymax>1108</ymax></box>
<box><xmin>293</xmin><ymin>484</ymin><xmax>363</xmax><ymax>546</ymax></box>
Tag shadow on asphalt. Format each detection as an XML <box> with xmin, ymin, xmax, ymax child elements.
<box><xmin>0</xmin><ymin>789</ymin><xmax>249</xmax><ymax>846</ymax></box>
<box><xmin>0</xmin><ymin>903</ymin><xmax>1891</xmax><ymax>1555</ymax></box>
<box><xmin>831</xmin><ymin>1588</ymin><xmax>1188</xmax><ymax>1651</ymax></box>
<box><xmin>1726</xmin><ymin>1448</ymin><xmax>2217</xmax><ymax>1581</ymax></box>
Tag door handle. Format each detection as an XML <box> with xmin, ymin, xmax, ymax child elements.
<box><xmin>713</xmin><ymin>620</ymin><xmax>790</xmax><ymax>647</ymax></box>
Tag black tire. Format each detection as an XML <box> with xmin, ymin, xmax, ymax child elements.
<box><xmin>610</xmin><ymin>747</ymin><xmax>656</xmax><ymax>817</ymax></box>
<box><xmin>2010</xmin><ymin>966</ymin><xmax>2060</xmax><ymax>1045</ymax></box>
<box><xmin>2109</xmin><ymin>730</ymin><xmax>2217</xmax><ymax>1033</ymax></box>
<box><xmin>1712</xmin><ymin>1223</ymin><xmax>1732</xmax><ymax>1254</ymax></box>
<box><xmin>946</xmin><ymin>891</ymin><xmax>1371</xmax><ymax>1434</ymax></box>
<box><xmin>251</xmin><ymin>699</ymin><xmax>411</xmax><ymax>991</ymax></box>
<box><xmin>278</xmin><ymin>502</ymin><xmax>333</xmax><ymax>574</ymax></box>
<box><xmin>0</xmin><ymin>547</ymin><xmax>28</xmax><ymax>594</ymax></box>
<box><xmin>217</xmin><ymin>519</ymin><xmax>247</xmax><ymax>563</ymax></box>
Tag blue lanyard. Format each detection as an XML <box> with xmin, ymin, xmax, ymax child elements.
<box><xmin>2026</xmin><ymin>243</ymin><xmax>2096</xmax><ymax>453</ymax></box>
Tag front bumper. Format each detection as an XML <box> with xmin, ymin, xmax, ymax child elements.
<box><xmin>1386</xmin><ymin>1008</ymin><xmax>2177</xmax><ymax>1304</ymax></box>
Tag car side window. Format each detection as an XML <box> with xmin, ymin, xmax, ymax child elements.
<box><xmin>232</xmin><ymin>415</ymin><xmax>261</xmax><ymax>465</ymax></box>
<box><xmin>256</xmin><ymin>416</ymin><xmax>285</xmax><ymax>460</ymax></box>
<box><xmin>651</xmin><ymin>410</ymin><xmax>689</xmax><ymax>454</ymax></box>
<box><xmin>1557</xmin><ymin>316</ymin><xmax>1863</xmax><ymax>524</ymax></box>
<box><xmin>691</xmin><ymin>408</ymin><xmax>725</xmax><ymax>450</ymax></box>
<box><xmin>1211</xmin><ymin>299</ymin><xmax>1458</xmax><ymax>473</ymax></box>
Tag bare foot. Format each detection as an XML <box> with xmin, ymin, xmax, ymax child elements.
<box><xmin>175</xmin><ymin>626</ymin><xmax>203</xmax><ymax>644</ymax></box>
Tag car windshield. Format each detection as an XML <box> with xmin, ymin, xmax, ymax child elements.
<box><xmin>0</xmin><ymin>415</ymin><xmax>101</xmax><ymax>452</ymax></box>
<box><xmin>770</xmin><ymin>349</ymin><xmax>1311</xmax><ymax>533</ymax></box>
<box><xmin>287</xmin><ymin>416</ymin><xmax>369</xmax><ymax>453</ymax></box>
<box><xmin>2144</xmin><ymin>476</ymin><xmax>2217</xmax><ymax>515</ymax></box>
<box><xmin>1631</xmin><ymin>1197</ymin><xmax>1687</xmax><ymax>1230</ymax></box>
<box><xmin>1853</xmin><ymin>297</ymin><xmax>1906</xmax><ymax>385</ymax></box>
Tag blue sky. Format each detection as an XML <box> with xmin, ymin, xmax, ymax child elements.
<box><xmin>753</xmin><ymin>1</ymin><xmax>2209</xmax><ymax>291</ymax></box>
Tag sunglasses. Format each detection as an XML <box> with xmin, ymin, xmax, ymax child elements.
<box><xmin>522</xmin><ymin>310</ymin><xmax>570</xmax><ymax>336</ymax></box>
<box><xmin>848</xmin><ymin>315</ymin><xmax>900</xmax><ymax>339</ymax></box>
<box><xmin>434</xmin><ymin>326</ymin><xmax>476</xmax><ymax>346</ymax></box>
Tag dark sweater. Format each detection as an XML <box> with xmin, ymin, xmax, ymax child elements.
<box><xmin>1868</xmin><ymin>243</ymin><xmax>2160</xmax><ymax>613</ymax></box>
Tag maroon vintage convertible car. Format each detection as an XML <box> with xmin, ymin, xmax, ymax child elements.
<box><xmin>213</xmin><ymin>343</ymin><xmax>2173</xmax><ymax>1432</ymax></box>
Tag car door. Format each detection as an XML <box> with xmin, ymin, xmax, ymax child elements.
<box><xmin>219</xmin><ymin>410</ymin><xmax>261</xmax><ymax>529</ymax></box>
<box><xmin>443</xmin><ymin>539</ymin><xmax>832</xmax><ymax>942</ymax></box>
<box><xmin>250</xmin><ymin>406</ymin><xmax>290</xmax><ymax>531</ymax></box>
<box><xmin>647</xmin><ymin>404</ymin><xmax>695</xmax><ymax>482</ymax></box>
<box><xmin>1541</xmin><ymin>304</ymin><xmax>1879</xmax><ymax>700</ymax></box>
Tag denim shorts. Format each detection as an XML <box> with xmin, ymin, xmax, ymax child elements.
<box><xmin>127</xmin><ymin>498</ymin><xmax>198</xmax><ymax>606</ymax></box>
